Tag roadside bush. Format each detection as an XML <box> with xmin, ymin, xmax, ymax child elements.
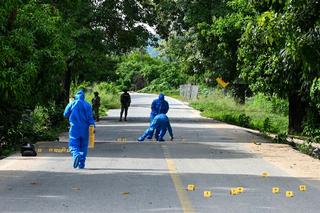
<box><xmin>191</xmin><ymin>89</ymin><xmax>288</xmax><ymax>134</ymax></box>
<box><xmin>297</xmin><ymin>142</ymin><xmax>314</xmax><ymax>156</ymax></box>
<box><xmin>302</xmin><ymin>109</ymin><xmax>320</xmax><ymax>143</ymax></box>
<box><xmin>32</xmin><ymin>106</ymin><xmax>50</xmax><ymax>139</ymax></box>
<box><xmin>70</xmin><ymin>82</ymin><xmax>120</xmax><ymax>116</ymax></box>
<box><xmin>0</xmin><ymin>103</ymin><xmax>64</xmax><ymax>157</ymax></box>
<box><xmin>93</xmin><ymin>82</ymin><xmax>120</xmax><ymax>111</ymax></box>
<box><xmin>116</xmin><ymin>51</ymin><xmax>186</xmax><ymax>91</ymax></box>
<box><xmin>273</xmin><ymin>132</ymin><xmax>288</xmax><ymax>144</ymax></box>
<box><xmin>262</xmin><ymin>117</ymin><xmax>272</xmax><ymax>133</ymax></box>
<box><xmin>238</xmin><ymin>114</ymin><xmax>251</xmax><ymax>128</ymax></box>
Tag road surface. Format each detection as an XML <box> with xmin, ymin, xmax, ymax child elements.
<box><xmin>0</xmin><ymin>93</ymin><xmax>320</xmax><ymax>213</ymax></box>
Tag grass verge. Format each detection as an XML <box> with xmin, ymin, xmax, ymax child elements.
<box><xmin>190</xmin><ymin>91</ymin><xmax>288</xmax><ymax>134</ymax></box>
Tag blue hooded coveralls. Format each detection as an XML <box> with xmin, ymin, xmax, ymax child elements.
<box><xmin>138</xmin><ymin>114</ymin><xmax>173</xmax><ymax>141</ymax></box>
<box><xmin>149</xmin><ymin>94</ymin><xmax>169</xmax><ymax>139</ymax></box>
<box><xmin>150</xmin><ymin>93</ymin><xmax>169</xmax><ymax>122</ymax></box>
<box><xmin>63</xmin><ymin>90</ymin><xmax>95</xmax><ymax>169</ymax></box>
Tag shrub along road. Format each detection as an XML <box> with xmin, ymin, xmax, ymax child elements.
<box><xmin>0</xmin><ymin>93</ymin><xmax>320</xmax><ymax>212</ymax></box>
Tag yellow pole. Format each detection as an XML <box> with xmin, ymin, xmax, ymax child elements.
<box><xmin>89</xmin><ymin>125</ymin><xmax>95</xmax><ymax>149</ymax></box>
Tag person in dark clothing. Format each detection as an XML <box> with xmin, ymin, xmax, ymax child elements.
<box><xmin>91</xmin><ymin>92</ymin><xmax>101</xmax><ymax>121</ymax></box>
<box><xmin>119</xmin><ymin>90</ymin><xmax>131</xmax><ymax>121</ymax></box>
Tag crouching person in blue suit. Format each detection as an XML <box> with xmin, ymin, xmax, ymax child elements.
<box><xmin>138</xmin><ymin>114</ymin><xmax>173</xmax><ymax>142</ymax></box>
<box><xmin>64</xmin><ymin>90</ymin><xmax>95</xmax><ymax>169</ymax></box>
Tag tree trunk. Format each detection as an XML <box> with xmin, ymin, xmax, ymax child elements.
<box><xmin>58</xmin><ymin>65</ymin><xmax>72</xmax><ymax>106</ymax></box>
<box><xmin>288</xmin><ymin>92</ymin><xmax>307</xmax><ymax>134</ymax></box>
<box><xmin>7</xmin><ymin>9</ymin><xmax>17</xmax><ymax>33</ymax></box>
<box><xmin>233</xmin><ymin>84</ymin><xmax>246</xmax><ymax>104</ymax></box>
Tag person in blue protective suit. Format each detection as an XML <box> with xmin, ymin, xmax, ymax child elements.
<box><xmin>63</xmin><ymin>90</ymin><xmax>95</xmax><ymax>169</ymax></box>
<box><xmin>150</xmin><ymin>93</ymin><xmax>169</xmax><ymax>121</ymax></box>
<box><xmin>138</xmin><ymin>113</ymin><xmax>173</xmax><ymax>142</ymax></box>
<box><xmin>148</xmin><ymin>94</ymin><xmax>169</xmax><ymax>139</ymax></box>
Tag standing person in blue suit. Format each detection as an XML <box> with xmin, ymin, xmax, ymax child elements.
<box><xmin>150</xmin><ymin>93</ymin><xmax>169</xmax><ymax>121</ymax></box>
<box><xmin>63</xmin><ymin>89</ymin><xmax>95</xmax><ymax>169</ymax></box>
<box><xmin>149</xmin><ymin>93</ymin><xmax>169</xmax><ymax>138</ymax></box>
<box><xmin>138</xmin><ymin>113</ymin><xmax>173</xmax><ymax>142</ymax></box>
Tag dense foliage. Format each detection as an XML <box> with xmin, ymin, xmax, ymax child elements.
<box><xmin>116</xmin><ymin>51</ymin><xmax>187</xmax><ymax>92</ymax></box>
<box><xmin>0</xmin><ymin>0</ymin><xmax>158</xmax><ymax>155</ymax></box>
<box><xmin>1</xmin><ymin>0</ymin><xmax>320</xmax><ymax>156</ymax></box>
<box><xmin>156</xmin><ymin>0</ymin><xmax>320</xmax><ymax>135</ymax></box>
<box><xmin>191</xmin><ymin>91</ymin><xmax>288</xmax><ymax>134</ymax></box>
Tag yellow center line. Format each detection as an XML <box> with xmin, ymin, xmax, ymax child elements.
<box><xmin>162</xmin><ymin>145</ymin><xmax>195</xmax><ymax>213</ymax></box>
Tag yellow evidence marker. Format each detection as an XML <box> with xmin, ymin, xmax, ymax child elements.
<box><xmin>272</xmin><ymin>187</ymin><xmax>280</xmax><ymax>193</ymax></box>
<box><xmin>237</xmin><ymin>187</ymin><xmax>244</xmax><ymax>193</ymax></box>
<box><xmin>261</xmin><ymin>172</ymin><xmax>269</xmax><ymax>177</ymax></box>
<box><xmin>88</xmin><ymin>125</ymin><xmax>95</xmax><ymax>148</ymax></box>
<box><xmin>299</xmin><ymin>185</ymin><xmax>307</xmax><ymax>191</ymax></box>
<box><xmin>286</xmin><ymin>191</ymin><xmax>294</xmax><ymax>197</ymax></box>
<box><xmin>203</xmin><ymin>191</ymin><xmax>212</xmax><ymax>198</ymax></box>
<box><xmin>230</xmin><ymin>188</ymin><xmax>239</xmax><ymax>195</ymax></box>
<box><xmin>187</xmin><ymin>184</ymin><xmax>196</xmax><ymax>191</ymax></box>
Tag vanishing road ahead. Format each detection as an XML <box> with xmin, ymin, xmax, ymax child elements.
<box><xmin>1</xmin><ymin>93</ymin><xmax>320</xmax><ymax>213</ymax></box>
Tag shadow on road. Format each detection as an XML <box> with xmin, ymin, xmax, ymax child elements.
<box><xmin>0</xmin><ymin>170</ymin><xmax>319</xmax><ymax>213</ymax></box>
<box><xmin>34</xmin><ymin>142</ymin><xmax>255</xmax><ymax>159</ymax></box>
<box><xmin>99</xmin><ymin>116</ymin><xmax>219</xmax><ymax>124</ymax></box>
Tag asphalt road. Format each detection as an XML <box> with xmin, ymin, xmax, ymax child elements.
<box><xmin>0</xmin><ymin>93</ymin><xmax>320</xmax><ymax>213</ymax></box>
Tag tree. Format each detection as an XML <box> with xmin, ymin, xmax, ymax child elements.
<box><xmin>1</xmin><ymin>0</ymin><xmax>166</xmax><ymax>152</ymax></box>
<box><xmin>157</xmin><ymin>0</ymin><xmax>253</xmax><ymax>101</ymax></box>
<box><xmin>238</xmin><ymin>0</ymin><xmax>320</xmax><ymax>133</ymax></box>
<box><xmin>43</xmin><ymin>0</ymin><xmax>159</xmax><ymax>105</ymax></box>
<box><xmin>155</xmin><ymin>0</ymin><xmax>228</xmax><ymax>84</ymax></box>
<box><xmin>0</xmin><ymin>0</ymin><xmax>66</xmax><ymax>146</ymax></box>
<box><xmin>116</xmin><ymin>50</ymin><xmax>186</xmax><ymax>91</ymax></box>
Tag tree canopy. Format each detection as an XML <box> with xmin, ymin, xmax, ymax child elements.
<box><xmin>156</xmin><ymin>0</ymin><xmax>320</xmax><ymax>133</ymax></box>
<box><xmin>0</xmin><ymin>0</ymin><xmax>159</xmax><ymax>149</ymax></box>
<box><xmin>1</xmin><ymin>0</ymin><xmax>320</xmax><ymax>151</ymax></box>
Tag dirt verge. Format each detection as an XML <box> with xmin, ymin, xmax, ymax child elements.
<box><xmin>247</xmin><ymin>142</ymin><xmax>320</xmax><ymax>180</ymax></box>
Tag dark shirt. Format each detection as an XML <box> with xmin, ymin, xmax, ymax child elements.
<box><xmin>92</xmin><ymin>96</ymin><xmax>100</xmax><ymax>109</ymax></box>
<box><xmin>120</xmin><ymin>92</ymin><xmax>131</xmax><ymax>107</ymax></box>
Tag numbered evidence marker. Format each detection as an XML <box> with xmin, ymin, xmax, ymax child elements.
<box><xmin>230</xmin><ymin>188</ymin><xmax>239</xmax><ymax>195</ymax></box>
<box><xmin>117</xmin><ymin>137</ymin><xmax>127</xmax><ymax>143</ymax></box>
<box><xmin>299</xmin><ymin>185</ymin><xmax>307</xmax><ymax>191</ymax></box>
<box><xmin>286</xmin><ymin>191</ymin><xmax>294</xmax><ymax>198</ymax></box>
<box><xmin>187</xmin><ymin>184</ymin><xmax>196</xmax><ymax>191</ymax></box>
<box><xmin>203</xmin><ymin>191</ymin><xmax>212</xmax><ymax>198</ymax></box>
<box><xmin>272</xmin><ymin>187</ymin><xmax>280</xmax><ymax>194</ymax></box>
<box><xmin>261</xmin><ymin>172</ymin><xmax>269</xmax><ymax>177</ymax></box>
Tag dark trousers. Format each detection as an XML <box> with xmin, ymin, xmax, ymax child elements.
<box><xmin>93</xmin><ymin>108</ymin><xmax>99</xmax><ymax>121</ymax></box>
<box><xmin>120</xmin><ymin>105</ymin><xmax>129</xmax><ymax>120</ymax></box>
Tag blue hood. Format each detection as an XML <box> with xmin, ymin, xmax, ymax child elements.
<box><xmin>75</xmin><ymin>90</ymin><xmax>85</xmax><ymax>100</ymax></box>
<box><xmin>159</xmin><ymin>93</ymin><xmax>165</xmax><ymax>101</ymax></box>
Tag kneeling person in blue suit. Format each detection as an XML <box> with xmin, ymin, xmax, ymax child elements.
<box><xmin>138</xmin><ymin>114</ymin><xmax>173</xmax><ymax>142</ymax></box>
<box><xmin>64</xmin><ymin>90</ymin><xmax>95</xmax><ymax>169</ymax></box>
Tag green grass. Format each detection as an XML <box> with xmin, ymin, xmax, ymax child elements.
<box><xmin>190</xmin><ymin>91</ymin><xmax>288</xmax><ymax>134</ymax></box>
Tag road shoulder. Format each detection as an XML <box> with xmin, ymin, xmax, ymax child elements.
<box><xmin>246</xmin><ymin>142</ymin><xmax>320</xmax><ymax>180</ymax></box>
